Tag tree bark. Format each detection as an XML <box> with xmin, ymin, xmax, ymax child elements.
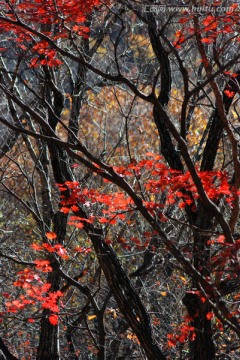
<box><xmin>36</xmin><ymin>272</ymin><xmax>62</xmax><ymax>359</ymax></box>
<box><xmin>183</xmin><ymin>293</ymin><xmax>216</xmax><ymax>360</ymax></box>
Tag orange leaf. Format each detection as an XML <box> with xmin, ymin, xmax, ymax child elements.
<box><xmin>167</xmin><ymin>335</ymin><xmax>176</xmax><ymax>348</ymax></box>
<box><xmin>31</xmin><ymin>243</ymin><xmax>43</xmax><ymax>251</ymax></box>
<box><xmin>201</xmin><ymin>38</ymin><xmax>214</xmax><ymax>44</ymax></box>
<box><xmin>34</xmin><ymin>260</ymin><xmax>52</xmax><ymax>273</ymax></box>
<box><xmin>46</xmin><ymin>232</ymin><xmax>57</xmax><ymax>240</ymax></box>
<box><xmin>60</xmin><ymin>207</ymin><xmax>70</xmax><ymax>214</ymax></box>
<box><xmin>216</xmin><ymin>235</ymin><xmax>225</xmax><ymax>243</ymax></box>
<box><xmin>71</xmin><ymin>205</ymin><xmax>79</xmax><ymax>212</ymax></box>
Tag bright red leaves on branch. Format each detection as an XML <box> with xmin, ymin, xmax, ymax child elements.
<box><xmin>167</xmin><ymin>317</ymin><xmax>196</xmax><ymax>348</ymax></box>
<box><xmin>206</xmin><ymin>312</ymin><xmax>214</xmax><ymax>320</ymax></box>
<box><xmin>224</xmin><ymin>90</ymin><xmax>235</xmax><ymax>98</ymax></box>
<box><xmin>173</xmin><ymin>3</ymin><xmax>240</xmax><ymax>48</ymax></box>
<box><xmin>34</xmin><ymin>259</ymin><xmax>52</xmax><ymax>272</ymax></box>
<box><xmin>6</xmin><ymin>269</ymin><xmax>63</xmax><ymax>325</ymax></box>
<box><xmin>31</xmin><ymin>242</ymin><xmax>69</xmax><ymax>259</ymax></box>
<box><xmin>3</xmin><ymin>0</ymin><xmax>100</xmax><ymax>30</ymax></box>
<box><xmin>57</xmin><ymin>154</ymin><xmax>237</xmax><ymax>227</ymax></box>
<box><xmin>49</xmin><ymin>314</ymin><xmax>59</xmax><ymax>326</ymax></box>
<box><xmin>0</xmin><ymin>0</ymin><xmax>101</xmax><ymax>67</ymax></box>
<box><xmin>5</xmin><ymin>152</ymin><xmax>238</xmax><ymax>328</ymax></box>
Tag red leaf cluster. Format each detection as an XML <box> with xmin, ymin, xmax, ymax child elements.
<box><xmin>6</xmin><ymin>266</ymin><xmax>63</xmax><ymax>325</ymax></box>
<box><xmin>0</xmin><ymin>0</ymin><xmax>101</xmax><ymax>67</ymax></box>
<box><xmin>31</xmin><ymin>242</ymin><xmax>69</xmax><ymax>259</ymax></box>
<box><xmin>167</xmin><ymin>317</ymin><xmax>196</xmax><ymax>348</ymax></box>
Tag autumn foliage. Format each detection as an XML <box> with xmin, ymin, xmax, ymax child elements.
<box><xmin>0</xmin><ymin>1</ymin><xmax>240</xmax><ymax>359</ymax></box>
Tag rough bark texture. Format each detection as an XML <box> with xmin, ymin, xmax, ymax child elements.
<box><xmin>148</xmin><ymin>17</ymin><xmax>184</xmax><ymax>172</ymax></box>
<box><xmin>87</xmin><ymin>227</ymin><xmax>166</xmax><ymax>360</ymax></box>
<box><xmin>36</xmin><ymin>79</ymin><xmax>69</xmax><ymax>360</ymax></box>
<box><xmin>186</xmin><ymin>73</ymin><xmax>240</xmax><ymax>359</ymax></box>
<box><xmin>148</xmin><ymin>23</ymin><xmax>240</xmax><ymax>360</ymax></box>
<box><xmin>183</xmin><ymin>293</ymin><xmax>216</xmax><ymax>360</ymax></box>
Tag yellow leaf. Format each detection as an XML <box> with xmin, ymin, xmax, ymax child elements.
<box><xmin>179</xmin><ymin>276</ymin><xmax>187</xmax><ymax>283</ymax></box>
<box><xmin>231</xmin><ymin>110</ymin><xmax>238</xmax><ymax>119</ymax></box>
<box><xmin>88</xmin><ymin>315</ymin><xmax>97</xmax><ymax>320</ymax></box>
<box><xmin>160</xmin><ymin>291</ymin><xmax>167</xmax><ymax>296</ymax></box>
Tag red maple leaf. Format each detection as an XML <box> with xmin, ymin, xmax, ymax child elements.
<box><xmin>34</xmin><ymin>260</ymin><xmax>52</xmax><ymax>273</ymax></box>
<box><xmin>224</xmin><ymin>90</ymin><xmax>235</xmax><ymax>98</ymax></box>
<box><xmin>46</xmin><ymin>232</ymin><xmax>57</xmax><ymax>240</ymax></box>
<box><xmin>49</xmin><ymin>314</ymin><xmax>59</xmax><ymax>326</ymax></box>
<box><xmin>206</xmin><ymin>312</ymin><xmax>214</xmax><ymax>320</ymax></box>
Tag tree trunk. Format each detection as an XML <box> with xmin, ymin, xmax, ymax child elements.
<box><xmin>183</xmin><ymin>293</ymin><xmax>215</xmax><ymax>360</ymax></box>
<box><xmin>88</xmin><ymin>226</ymin><xmax>166</xmax><ymax>360</ymax></box>
<box><xmin>36</xmin><ymin>271</ymin><xmax>61</xmax><ymax>360</ymax></box>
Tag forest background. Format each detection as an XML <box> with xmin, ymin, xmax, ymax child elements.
<box><xmin>0</xmin><ymin>1</ymin><xmax>240</xmax><ymax>359</ymax></box>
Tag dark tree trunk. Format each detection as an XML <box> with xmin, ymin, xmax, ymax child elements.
<box><xmin>36</xmin><ymin>269</ymin><xmax>61</xmax><ymax>360</ymax></box>
<box><xmin>182</xmin><ymin>73</ymin><xmax>240</xmax><ymax>360</ymax></box>
<box><xmin>86</xmin><ymin>226</ymin><xmax>166</xmax><ymax>360</ymax></box>
<box><xmin>148</xmin><ymin>19</ymin><xmax>216</xmax><ymax>359</ymax></box>
<box><xmin>183</xmin><ymin>293</ymin><xmax>216</xmax><ymax>360</ymax></box>
<box><xmin>36</xmin><ymin>312</ymin><xmax>60</xmax><ymax>360</ymax></box>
